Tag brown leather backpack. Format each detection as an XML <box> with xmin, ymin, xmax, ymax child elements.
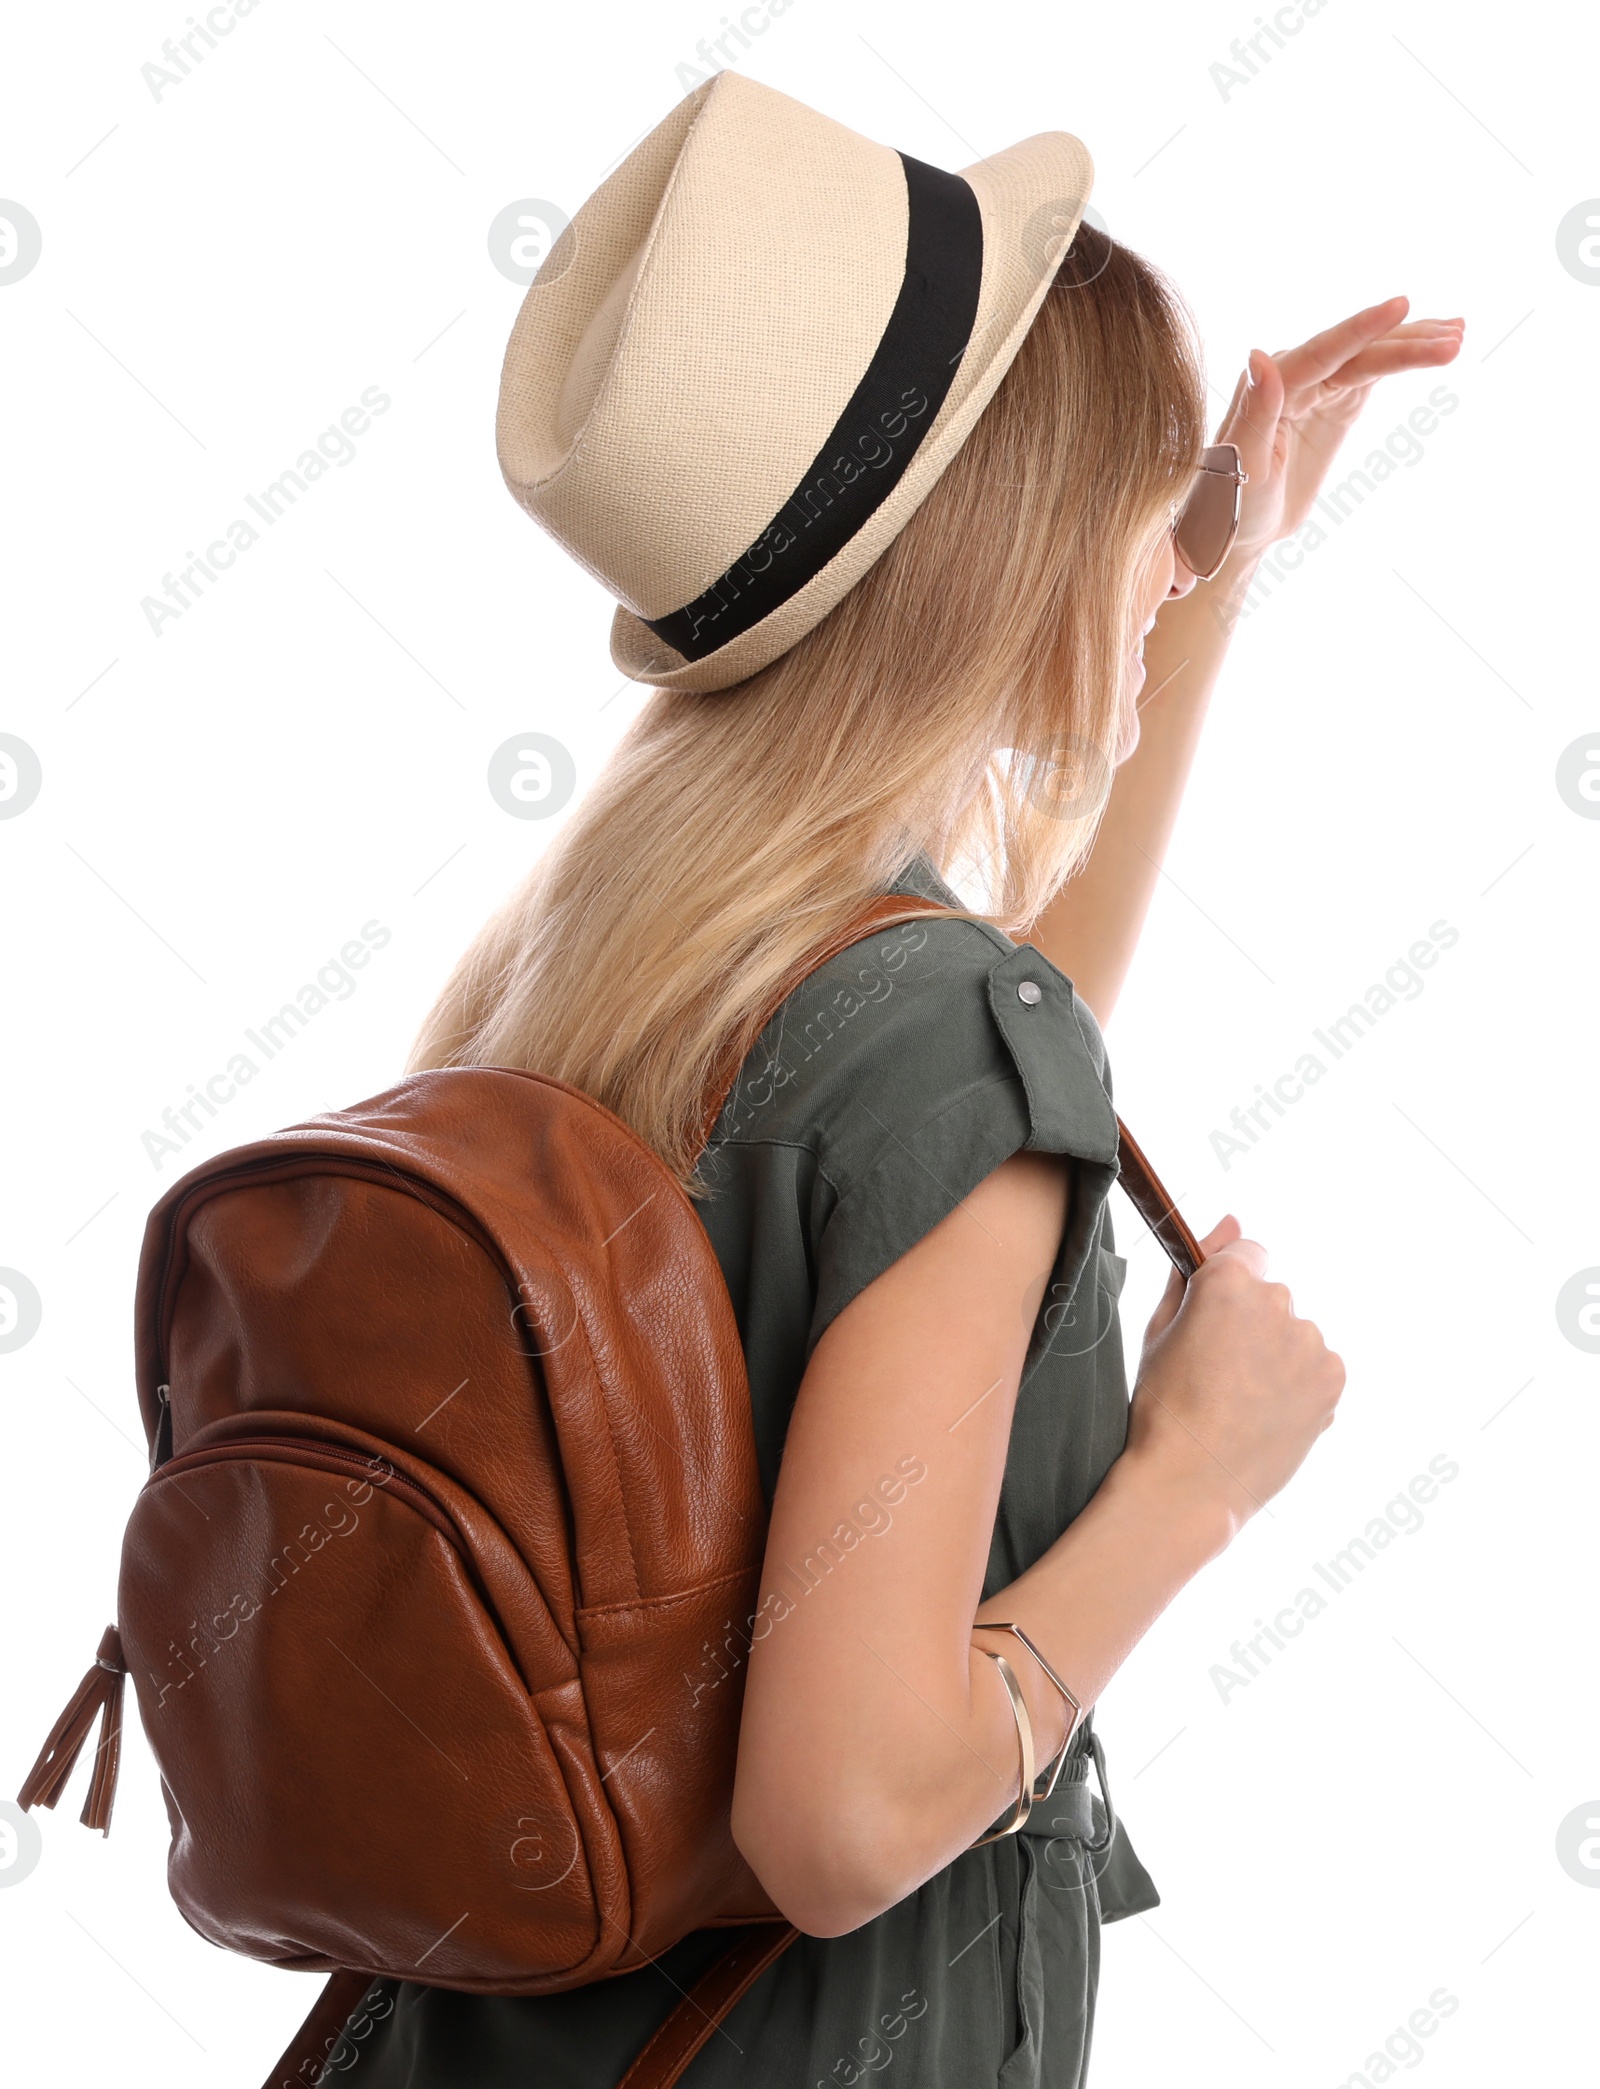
<box><xmin>16</xmin><ymin>896</ymin><xmax>1197</xmax><ymax>2089</ymax></box>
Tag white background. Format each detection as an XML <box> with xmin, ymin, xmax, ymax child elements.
<box><xmin>2</xmin><ymin>0</ymin><xmax>1596</xmax><ymax>2082</ymax></box>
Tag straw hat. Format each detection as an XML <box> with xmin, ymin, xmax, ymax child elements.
<box><xmin>496</xmin><ymin>72</ymin><xmax>1093</xmax><ymax>693</ymax></box>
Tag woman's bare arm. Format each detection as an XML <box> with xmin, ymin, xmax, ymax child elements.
<box><xmin>730</xmin><ymin>1151</ymin><xmax>1342</xmax><ymax>1937</ymax></box>
<box><xmin>1027</xmin><ymin>556</ymin><xmax>1253</xmax><ymax>1028</ymax></box>
<box><xmin>1031</xmin><ymin>304</ymin><xmax>1464</xmax><ymax>1027</ymax></box>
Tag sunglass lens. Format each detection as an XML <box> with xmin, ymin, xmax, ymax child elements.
<box><xmin>1174</xmin><ymin>471</ymin><xmax>1237</xmax><ymax>580</ymax></box>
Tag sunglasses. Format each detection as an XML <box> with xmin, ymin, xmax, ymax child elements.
<box><xmin>1170</xmin><ymin>444</ymin><xmax>1249</xmax><ymax>582</ymax></box>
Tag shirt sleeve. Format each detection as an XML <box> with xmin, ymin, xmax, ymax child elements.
<box><xmin>787</xmin><ymin>917</ymin><xmax>1123</xmax><ymax>1359</ymax></box>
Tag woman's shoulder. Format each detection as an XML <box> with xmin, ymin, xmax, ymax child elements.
<box><xmin>711</xmin><ymin>895</ymin><xmax>1119</xmax><ymax>1181</ymax></box>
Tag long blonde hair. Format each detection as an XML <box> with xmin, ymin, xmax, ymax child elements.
<box><xmin>409</xmin><ymin>227</ymin><xmax>1206</xmax><ymax>1185</ymax></box>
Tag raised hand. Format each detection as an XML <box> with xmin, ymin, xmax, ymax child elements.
<box><xmin>1213</xmin><ymin>296</ymin><xmax>1465</xmax><ymax>562</ymax></box>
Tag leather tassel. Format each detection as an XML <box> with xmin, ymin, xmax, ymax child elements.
<box><xmin>80</xmin><ymin>1629</ymin><xmax>126</xmax><ymax>1834</ymax></box>
<box><xmin>16</xmin><ymin>1626</ymin><xmax>127</xmax><ymax>1836</ymax></box>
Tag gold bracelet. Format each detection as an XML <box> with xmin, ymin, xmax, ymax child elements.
<box><xmin>969</xmin><ymin>1645</ymin><xmax>1036</xmax><ymax>1846</ymax></box>
<box><xmin>972</xmin><ymin>1621</ymin><xmax>1084</xmax><ymax>1804</ymax></box>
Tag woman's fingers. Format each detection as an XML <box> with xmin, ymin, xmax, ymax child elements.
<box><xmin>1198</xmin><ymin>1214</ymin><xmax>1245</xmax><ymax>1257</ymax></box>
<box><xmin>1214</xmin><ymin>311</ymin><xmax>1461</xmax><ymax>446</ymax></box>
<box><xmin>1322</xmin><ymin>321</ymin><xmax>1464</xmax><ymax>389</ymax></box>
<box><xmin>1382</xmin><ymin>317</ymin><xmax>1466</xmax><ymax>338</ymax></box>
<box><xmin>1244</xmin><ymin>299</ymin><xmax>1463</xmax><ymax>422</ymax></box>
<box><xmin>1217</xmin><ymin>362</ymin><xmax>1249</xmax><ymax>431</ymax></box>
<box><xmin>1271</xmin><ymin>293</ymin><xmax>1410</xmax><ymax>392</ymax></box>
<box><xmin>1144</xmin><ymin>1260</ymin><xmax>1189</xmax><ymax>1343</ymax></box>
<box><xmin>1141</xmin><ymin>1213</ymin><xmax>1250</xmax><ymax>1346</ymax></box>
<box><xmin>1201</xmin><ymin>306</ymin><xmax>1462</xmax><ymax>559</ymax></box>
<box><xmin>1220</xmin><ymin>348</ymin><xmax>1284</xmax><ymax>467</ymax></box>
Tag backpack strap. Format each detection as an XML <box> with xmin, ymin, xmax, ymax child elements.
<box><xmin>259</xmin><ymin>1967</ymin><xmax>375</xmax><ymax>2089</ymax></box>
<box><xmin>261</xmin><ymin>1926</ymin><xmax>801</xmax><ymax>2089</ymax></box>
<box><xmin>1112</xmin><ymin>1111</ymin><xmax>1202</xmax><ymax>1277</ymax></box>
<box><xmin>695</xmin><ymin>890</ymin><xmax>951</xmax><ymax>1153</ymax></box>
<box><xmin>616</xmin><ymin>1921</ymin><xmax>800</xmax><ymax>2089</ymax></box>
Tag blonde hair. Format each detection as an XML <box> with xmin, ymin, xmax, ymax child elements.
<box><xmin>409</xmin><ymin>228</ymin><xmax>1206</xmax><ymax>1185</ymax></box>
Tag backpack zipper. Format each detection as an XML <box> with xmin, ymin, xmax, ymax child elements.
<box><xmin>140</xmin><ymin>1429</ymin><xmax>530</xmax><ymax>1682</ymax></box>
<box><xmin>150</xmin><ymin>1431</ymin><xmax>456</xmax><ymax>1541</ymax></box>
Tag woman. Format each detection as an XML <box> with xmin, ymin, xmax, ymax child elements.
<box><xmin>346</xmin><ymin>71</ymin><xmax>1461</xmax><ymax>2089</ymax></box>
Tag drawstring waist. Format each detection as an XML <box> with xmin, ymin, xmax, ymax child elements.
<box><xmin>1015</xmin><ymin>1725</ymin><xmax>1115</xmax><ymax>1861</ymax></box>
<box><xmin>992</xmin><ymin>1725</ymin><xmax>1141</xmax><ymax>2086</ymax></box>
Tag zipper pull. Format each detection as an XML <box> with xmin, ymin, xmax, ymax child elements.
<box><xmin>151</xmin><ymin>1383</ymin><xmax>173</xmax><ymax>1472</ymax></box>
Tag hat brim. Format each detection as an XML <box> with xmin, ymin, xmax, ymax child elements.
<box><xmin>609</xmin><ymin>129</ymin><xmax>1093</xmax><ymax>694</ymax></box>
